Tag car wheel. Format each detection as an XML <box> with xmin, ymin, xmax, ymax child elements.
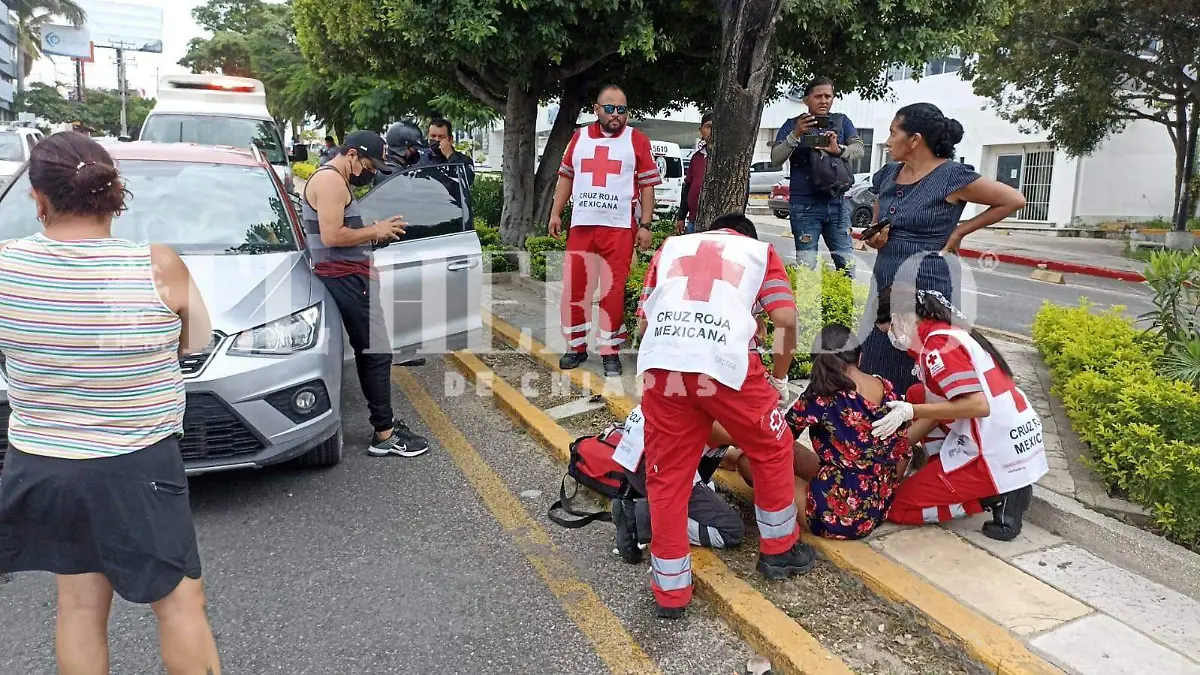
<box><xmin>853</xmin><ymin>206</ymin><xmax>873</xmax><ymax>229</ymax></box>
<box><xmin>773</xmin><ymin>210</ymin><xmax>789</xmax><ymax>220</ymax></box>
<box><xmin>296</xmin><ymin>427</ymin><xmax>343</xmax><ymax>468</ymax></box>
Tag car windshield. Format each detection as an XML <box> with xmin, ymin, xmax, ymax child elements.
<box><xmin>140</xmin><ymin>115</ymin><xmax>286</xmax><ymax>165</ymax></box>
<box><xmin>0</xmin><ymin>133</ymin><xmax>24</xmax><ymax>162</ymax></box>
<box><xmin>0</xmin><ymin>160</ymin><xmax>298</xmax><ymax>255</ymax></box>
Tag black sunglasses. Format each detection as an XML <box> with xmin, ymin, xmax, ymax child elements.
<box><xmin>600</xmin><ymin>104</ymin><xmax>628</xmax><ymax>115</ymax></box>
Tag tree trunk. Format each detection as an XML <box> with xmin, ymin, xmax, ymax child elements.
<box><xmin>499</xmin><ymin>83</ymin><xmax>540</xmax><ymax>247</ymax></box>
<box><xmin>1170</xmin><ymin>101</ymin><xmax>1198</xmax><ymax>244</ymax></box>
<box><xmin>696</xmin><ymin>0</ymin><xmax>786</xmax><ymax>229</ymax></box>
<box><xmin>533</xmin><ymin>80</ymin><xmax>588</xmax><ymax>226</ymax></box>
<box><xmin>333</xmin><ymin>120</ymin><xmax>347</xmax><ymax>145</ymax></box>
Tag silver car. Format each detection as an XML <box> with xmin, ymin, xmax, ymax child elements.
<box><xmin>0</xmin><ymin>142</ymin><xmax>482</xmax><ymax>474</ymax></box>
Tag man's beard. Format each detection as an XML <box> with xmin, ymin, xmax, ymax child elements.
<box><xmin>603</xmin><ymin>118</ymin><xmax>625</xmax><ymax>133</ymax></box>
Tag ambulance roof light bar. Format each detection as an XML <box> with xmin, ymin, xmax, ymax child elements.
<box><xmin>161</xmin><ymin>75</ymin><xmax>262</xmax><ymax>94</ymax></box>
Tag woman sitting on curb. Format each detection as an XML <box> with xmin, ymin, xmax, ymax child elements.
<box><xmin>727</xmin><ymin>324</ymin><xmax>912</xmax><ymax>540</ymax></box>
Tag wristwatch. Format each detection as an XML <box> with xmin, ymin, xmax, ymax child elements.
<box><xmin>639</xmin><ymin>222</ymin><xmax>652</xmax><ymax>230</ymax></box>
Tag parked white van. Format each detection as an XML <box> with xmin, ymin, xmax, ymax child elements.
<box><xmin>651</xmin><ymin>140</ymin><xmax>684</xmax><ymax>219</ymax></box>
<box><xmin>140</xmin><ymin>74</ymin><xmax>303</xmax><ymax>194</ymax></box>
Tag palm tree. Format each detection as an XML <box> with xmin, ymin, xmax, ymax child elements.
<box><xmin>10</xmin><ymin>0</ymin><xmax>87</xmax><ymax>95</ymax></box>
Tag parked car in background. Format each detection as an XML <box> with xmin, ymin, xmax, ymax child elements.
<box><xmin>651</xmin><ymin>140</ymin><xmax>684</xmax><ymax>218</ymax></box>
<box><xmin>767</xmin><ymin>173</ymin><xmax>877</xmax><ymax>229</ymax></box>
<box><xmin>0</xmin><ymin>142</ymin><xmax>482</xmax><ymax>475</ymax></box>
<box><xmin>0</xmin><ymin>125</ymin><xmax>44</xmax><ymax>191</ymax></box>
<box><xmin>140</xmin><ymin>74</ymin><xmax>306</xmax><ymax>195</ymax></box>
<box><xmin>749</xmin><ymin>160</ymin><xmax>786</xmax><ymax>193</ymax></box>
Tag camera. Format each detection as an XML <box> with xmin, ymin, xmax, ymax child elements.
<box><xmin>800</xmin><ymin>133</ymin><xmax>831</xmax><ymax>149</ymax></box>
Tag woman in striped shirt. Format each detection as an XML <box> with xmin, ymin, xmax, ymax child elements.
<box><xmin>0</xmin><ymin>132</ymin><xmax>221</xmax><ymax>674</ymax></box>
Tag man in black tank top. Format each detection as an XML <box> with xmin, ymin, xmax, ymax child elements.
<box><xmin>303</xmin><ymin>130</ymin><xmax>430</xmax><ymax>458</ymax></box>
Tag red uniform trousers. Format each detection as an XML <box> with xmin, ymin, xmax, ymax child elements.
<box><xmin>641</xmin><ymin>360</ymin><xmax>799</xmax><ymax>608</ymax></box>
<box><xmin>887</xmin><ymin>455</ymin><xmax>997</xmax><ymax>525</ymax></box>
<box><xmin>560</xmin><ymin>224</ymin><xmax>635</xmax><ymax>356</ymax></box>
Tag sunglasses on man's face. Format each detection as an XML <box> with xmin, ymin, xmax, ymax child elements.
<box><xmin>600</xmin><ymin>104</ymin><xmax>628</xmax><ymax>115</ymax></box>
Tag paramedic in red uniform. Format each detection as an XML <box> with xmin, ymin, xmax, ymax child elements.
<box><xmin>872</xmin><ymin>278</ymin><xmax>1049</xmax><ymax>541</ymax></box>
<box><xmin>549</xmin><ymin>85</ymin><xmax>660</xmax><ymax>377</ymax></box>
<box><xmin>636</xmin><ymin>213</ymin><xmax>816</xmax><ymax>618</ymax></box>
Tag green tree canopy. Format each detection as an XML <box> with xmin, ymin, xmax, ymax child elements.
<box><xmin>16</xmin><ymin>83</ymin><xmax>155</xmax><ymax>137</ymax></box>
<box><xmin>971</xmin><ymin>0</ymin><xmax>1200</xmax><ymax>234</ymax></box>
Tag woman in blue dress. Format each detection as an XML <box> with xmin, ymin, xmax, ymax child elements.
<box><xmin>859</xmin><ymin>103</ymin><xmax>1027</xmax><ymax>392</ymax></box>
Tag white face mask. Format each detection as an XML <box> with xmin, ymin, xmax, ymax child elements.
<box><xmin>887</xmin><ymin>326</ymin><xmax>911</xmax><ymax>351</ymax></box>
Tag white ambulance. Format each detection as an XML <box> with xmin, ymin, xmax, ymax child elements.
<box><xmin>650</xmin><ymin>140</ymin><xmax>684</xmax><ymax>219</ymax></box>
<box><xmin>140</xmin><ymin>74</ymin><xmax>304</xmax><ymax>194</ymax></box>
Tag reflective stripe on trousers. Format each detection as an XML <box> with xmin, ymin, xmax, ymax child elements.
<box><xmin>651</xmin><ymin>553</ymin><xmax>692</xmax><ymax>592</ymax></box>
<box><xmin>756</xmin><ymin>503</ymin><xmax>798</xmax><ymax>540</ymax></box>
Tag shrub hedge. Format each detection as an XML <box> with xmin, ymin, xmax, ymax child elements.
<box><xmin>292</xmin><ymin>161</ymin><xmax>317</xmax><ymax>181</ymax></box>
<box><xmin>1032</xmin><ymin>301</ymin><xmax>1200</xmax><ymax>547</ymax></box>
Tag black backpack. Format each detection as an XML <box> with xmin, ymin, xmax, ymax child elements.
<box><xmin>809</xmin><ymin>114</ymin><xmax>854</xmax><ymax>197</ymax></box>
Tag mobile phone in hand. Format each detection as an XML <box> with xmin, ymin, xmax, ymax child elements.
<box><xmin>861</xmin><ymin>218</ymin><xmax>891</xmax><ymax>241</ymax></box>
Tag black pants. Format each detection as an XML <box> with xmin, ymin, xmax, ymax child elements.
<box><xmin>625</xmin><ymin>461</ymin><xmax>745</xmax><ymax>549</ymax></box>
<box><xmin>320</xmin><ymin>273</ymin><xmax>394</xmax><ymax>432</ymax></box>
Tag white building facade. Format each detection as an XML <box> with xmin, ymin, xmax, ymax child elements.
<box><xmin>488</xmin><ymin>63</ymin><xmax>1178</xmax><ymax>227</ymax></box>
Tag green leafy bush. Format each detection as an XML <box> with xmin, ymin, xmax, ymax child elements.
<box><xmin>473</xmin><ymin>176</ymin><xmax>503</xmax><ymax>228</ymax></box>
<box><xmin>525</xmin><ymin>235</ymin><xmax>566</xmax><ymax>282</ymax></box>
<box><xmin>476</xmin><ymin>221</ymin><xmax>516</xmax><ymax>273</ymax></box>
<box><xmin>1033</xmin><ymin>302</ymin><xmax>1200</xmax><ymax>547</ymax></box>
<box><xmin>1142</xmin><ymin>250</ymin><xmax>1200</xmax><ymax>388</ymax></box>
<box><xmin>292</xmin><ymin>161</ymin><xmax>317</xmax><ymax>181</ymax></box>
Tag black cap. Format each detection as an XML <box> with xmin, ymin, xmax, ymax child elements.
<box><xmin>344</xmin><ymin>129</ymin><xmax>392</xmax><ymax>174</ymax></box>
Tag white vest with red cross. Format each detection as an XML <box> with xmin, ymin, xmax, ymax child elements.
<box><xmin>637</xmin><ymin>232</ymin><xmax>768</xmax><ymax>390</ymax></box>
<box><xmin>570</xmin><ymin>127</ymin><xmax>637</xmax><ymax>228</ymax></box>
<box><xmin>919</xmin><ymin>329</ymin><xmax>1049</xmax><ymax>494</ymax></box>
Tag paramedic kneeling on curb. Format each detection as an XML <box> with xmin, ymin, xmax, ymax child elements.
<box><xmin>610</xmin><ymin>405</ymin><xmax>744</xmax><ymax>562</ymax></box>
<box><xmin>636</xmin><ymin>212</ymin><xmax>814</xmax><ymax>619</ymax></box>
<box><xmin>871</xmin><ymin>279</ymin><xmax>1049</xmax><ymax>541</ymax></box>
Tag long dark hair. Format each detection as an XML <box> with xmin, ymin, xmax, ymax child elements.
<box><xmin>805</xmin><ymin>324</ymin><xmax>862</xmax><ymax>397</ymax></box>
<box><xmin>888</xmin><ymin>283</ymin><xmax>1014</xmax><ymax>377</ymax></box>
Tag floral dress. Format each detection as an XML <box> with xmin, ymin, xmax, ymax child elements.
<box><xmin>786</xmin><ymin>378</ymin><xmax>912</xmax><ymax>540</ymax></box>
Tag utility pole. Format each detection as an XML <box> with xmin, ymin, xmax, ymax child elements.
<box><xmin>116</xmin><ymin>47</ymin><xmax>127</xmax><ymax>137</ymax></box>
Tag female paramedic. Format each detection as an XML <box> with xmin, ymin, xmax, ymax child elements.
<box><xmin>871</xmin><ymin>273</ymin><xmax>1049</xmax><ymax>541</ymax></box>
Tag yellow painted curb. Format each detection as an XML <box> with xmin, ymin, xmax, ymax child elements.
<box><xmin>448</xmin><ymin>349</ymin><xmax>854</xmax><ymax>675</ymax></box>
<box><xmin>483</xmin><ymin>309</ymin><xmax>637</xmax><ymax>420</ymax></box>
<box><xmin>483</xmin><ymin>315</ymin><xmax>1064</xmax><ymax>675</ymax></box>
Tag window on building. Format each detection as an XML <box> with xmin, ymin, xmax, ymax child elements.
<box><xmin>925</xmin><ymin>49</ymin><xmax>965</xmax><ymax>76</ymax></box>
<box><xmin>994</xmin><ymin>149</ymin><xmax>1054</xmax><ymax>221</ymax></box>
<box><xmin>848</xmin><ymin>128</ymin><xmax>873</xmax><ymax>174</ymax></box>
<box><xmin>886</xmin><ymin>65</ymin><xmax>915</xmax><ymax>82</ymax></box>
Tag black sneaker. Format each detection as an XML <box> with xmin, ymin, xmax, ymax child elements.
<box><xmin>602</xmin><ymin>354</ymin><xmax>623</xmax><ymax>377</ymax></box>
<box><xmin>981</xmin><ymin>485</ymin><xmax>1033</xmax><ymax>541</ymax></box>
<box><xmin>399</xmin><ymin>358</ymin><xmax>426</xmax><ymax>367</ymax></box>
<box><xmin>367</xmin><ymin>422</ymin><xmax>430</xmax><ymax>458</ymax></box>
<box><xmin>655</xmin><ymin>604</ymin><xmax>686</xmax><ymax>619</ymax></box>
<box><xmin>756</xmin><ymin>541</ymin><xmax>817</xmax><ymax>580</ymax></box>
<box><xmin>611</xmin><ymin>497</ymin><xmax>642</xmax><ymax>564</ymax></box>
<box><xmin>559</xmin><ymin>351</ymin><xmax>588</xmax><ymax>370</ymax></box>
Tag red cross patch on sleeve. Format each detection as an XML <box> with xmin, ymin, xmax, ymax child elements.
<box><xmin>925</xmin><ymin>349</ymin><xmax>947</xmax><ymax>376</ymax></box>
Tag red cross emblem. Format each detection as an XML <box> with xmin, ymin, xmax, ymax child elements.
<box><xmin>984</xmin><ymin>366</ymin><xmax>1028</xmax><ymax>412</ymax></box>
<box><xmin>580</xmin><ymin>146</ymin><xmax>623</xmax><ymax>187</ymax></box>
<box><xmin>666</xmin><ymin>240</ymin><xmax>746</xmax><ymax>302</ymax></box>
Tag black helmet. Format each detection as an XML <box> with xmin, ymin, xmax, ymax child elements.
<box><xmin>385</xmin><ymin>121</ymin><xmax>425</xmax><ymax>151</ymax></box>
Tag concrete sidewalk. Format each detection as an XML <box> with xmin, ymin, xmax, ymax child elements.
<box><xmin>485</xmin><ymin>275</ymin><xmax>1200</xmax><ymax>675</ymax></box>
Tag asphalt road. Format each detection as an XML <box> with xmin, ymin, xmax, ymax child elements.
<box><xmin>0</xmin><ymin>360</ymin><xmax>752</xmax><ymax>674</ymax></box>
<box><xmin>751</xmin><ymin>217</ymin><xmax>1155</xmax><ymax>336</ymax></box>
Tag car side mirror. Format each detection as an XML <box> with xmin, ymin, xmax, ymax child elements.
<box><xmin>118</xmin><ymin>135</ymin><xmax>133</xmax><ymax>143</ymax></box>
<box><xmin>290</xmin><ymin>143</ymin><xmax>309</xmax><ymax>163</ymax></box>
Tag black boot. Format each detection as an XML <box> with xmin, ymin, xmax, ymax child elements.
<box><xmin>981</xmin><ymin>485</ymin><xmax>1033</xmax><ymax>541</ymax></box>
<box><xmin>611</xmin><ymin>497</ymin><xmax>642</xmax><ymax>564</ymax></box>
<box><xmin>655</xmin><ymin>604</ymin><xmax>686</xmax><ymax>619</ymax></box>
<box><xmin>756</xmin><ymin>541</ymin><xmax>817</xmax><ymax>580</ymax></box>
<box><xmin>559</xmin><ymin>351</ymin><xmax>588</xmax><ymax>370</ymax></box>
<box><xmin>602</xmin><ymin>354</ymin><xmax>623</xmax><ymax>376</ymax></box>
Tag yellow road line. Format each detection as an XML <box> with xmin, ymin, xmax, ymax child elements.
<box><xmin>391</xmin><ymin>368</ymin><xmax>661</xmax><ymax>675</ymax></box>
<box><xmin>483</xmin><ymin>315</ymin><xmax>1064</xmax><ymax>675</ymax></box>
<box><xmin>447</xmin><ymin>351</ymin><xmax>854</xmax><ymax>675</ymax></box>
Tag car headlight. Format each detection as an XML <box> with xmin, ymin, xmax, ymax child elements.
<box><xmin>229</xmin><ymin>305</ymin><xmax>321</xmax><ymax>356</ymax></box>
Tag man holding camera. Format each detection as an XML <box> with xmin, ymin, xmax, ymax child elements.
<box><xmin>771</xmin><ymin>77</ymin><xmax>863</xmax><ymax>272</ymax></box>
